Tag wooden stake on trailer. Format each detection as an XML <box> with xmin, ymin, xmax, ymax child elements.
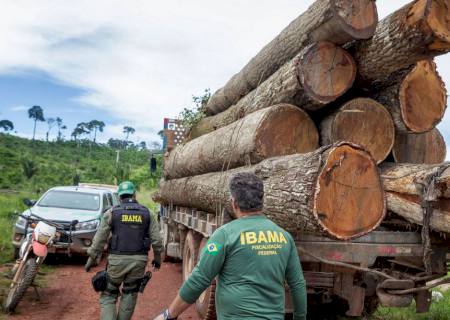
<box><xmin>190</xmin><ymin>42</ymin><xmax>356</xmax><ymax>139</ymax></box>
<box><xmin>164</xmin><ymin>104</ymin><xmax>319</xmax><ymax>180</ymax></box>
<box><xmin>205</xmin><ymin>0</ymin><xmax>378</xmax><ymax>116</ymax></box>
<box><xmin>155</xmin><ymin>142</ymin><xmax>386</xmax><ymax>240</ymax></box>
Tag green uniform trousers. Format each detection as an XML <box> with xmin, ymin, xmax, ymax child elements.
<box><xmin>100</xmin><ymin>255</ymin><xmax>147</xmax><ymax>320</ymax></box>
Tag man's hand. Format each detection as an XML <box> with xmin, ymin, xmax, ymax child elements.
<box><xmin>152</xmin><ymin>253</ymin><xmax>162</xmax><ymax>270</ymax></box>
<box><xmin>85</xmin><ymin>257</ymin><xmax>97</xmax><ymax>272</ymax></box>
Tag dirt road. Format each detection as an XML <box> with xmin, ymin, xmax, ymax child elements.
<box><xmin>7</xmin><ymin>257</ymin><xmax>198</xmax><ymax>320</ymax></box>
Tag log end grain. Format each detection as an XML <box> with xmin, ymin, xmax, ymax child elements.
<box><xmin>399</xmin><ymin>60</ymin><xmax>447</xmax><ymax>133</ymax></box>
<box><xmin>299</xmin><ymin>42</ymin><xmax>356</xmax><ymax>109</ymax></box>
<box><xmin>313</xmin><ymin>144</ymin><xmax>385</xmax><ymax>240</ymax></box>
<box><xmin>406</xmin><ymin>0</ymin><xmax>450</xmax><ymax>51</ymax></box>
<box><xmin>321</xmin><ymin>98</ymin><xmax>395</xmax><ymax>164</ymax></box>
<box><xmin>255</xmin><ymin>104</ymin><xmax>319</xmax><ymax>159</ymax></box>
<box><xmin>333</xmin><ymin>0</ymin><xmax>378</xmax><ymax>39</ymax></box>
<box><xmin>393</xmin><ymin>128</ymin><xmax>447</xmax><ymax>164</ymax></box>
<box><xmin>425</xmin><ymin>0</ymin><xmax>450</xmax><ymax>51</ymax></box>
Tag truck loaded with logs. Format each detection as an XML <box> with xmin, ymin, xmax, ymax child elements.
<box><xmin>154</xmin><ymin>0</ymin><xmax>450</xmax><ymax>318</ymax></box>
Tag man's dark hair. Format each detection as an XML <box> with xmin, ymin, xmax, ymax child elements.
<box><xmin>229</xmin><ymin>172</ymin><xmax>264</xmax><ymax>212</ymax></box>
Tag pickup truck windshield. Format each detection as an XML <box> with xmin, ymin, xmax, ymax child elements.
<box><xmin>38</xmin><ymin>191</ymin><xmax>100</xmax><ymax>211</ymax></box>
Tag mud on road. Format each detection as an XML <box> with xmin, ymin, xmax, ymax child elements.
<box><xmin>6</xmin><ymin>256</ymin><xmax>198</xmax><ymax>320</ymax></box>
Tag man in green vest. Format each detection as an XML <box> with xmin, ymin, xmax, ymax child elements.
<box><xmin>86</xmin><ymin>181</ymin><xmax>163</xmax><ymax>320</ymax></box>
<box><xmin>154</xmin><ymin>172</ymin><xmax>307</xmax><ymax>320</ymax></box>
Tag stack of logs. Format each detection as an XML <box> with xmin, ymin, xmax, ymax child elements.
<box><xmin>155</xmin><ymin>0</ymin><xmax>450</xmax><ymax>240</ymax></box>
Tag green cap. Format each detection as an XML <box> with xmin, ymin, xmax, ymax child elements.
<box><xmin>118</xmin><ymin>181</ymin><xmax>136</xmax><ymax>196</ymax></box>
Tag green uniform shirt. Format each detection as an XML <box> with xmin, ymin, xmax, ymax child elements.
<box><xmin>179</xmin><ymin>215</ymin><xmax>307</xmax><ymax>320</ymax></box>
<box><xmin>87</xmin><ymin>202</ymin><xmax>163</xmax><ymax>260</ymax></box>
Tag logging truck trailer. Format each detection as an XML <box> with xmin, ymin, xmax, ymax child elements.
<box><xmin>160</xmin><ymin>205</ymin><xmax>450</xmax><ymax>318</ymax></box>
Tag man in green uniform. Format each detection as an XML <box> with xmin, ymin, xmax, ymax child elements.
<box><xmin>154</xmin><ymin>172</ymin><xmax>307</xmax><ymax>320</ymax></box>
<box><xmin>86</xmin><ymin>181</ymin><xmax>163</xmax><ymax>320</ymax></box>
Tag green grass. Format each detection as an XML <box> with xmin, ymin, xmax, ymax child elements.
<box><xmin>336</xmin><ymin>289</ymin><xmax>450</xmax><ymax>320</ymax></box>
<box><xmin>371</xmin><ymin>289</ymin><xmax>450</xmax><ymax>320</ymax></box>
<box><xmin>0</xmin><ymin>133</ymin><xmax>163</xmax><ymax>192</ymax></box>
<box><xmin>0</xmin><ymin>191</ymin><xmax>35</xmax><ymax>264</ymax></box>
<box><xmin>136</xmin><ymin>188</ymin><xmax>160</xmax><ymax>215</ymax></box>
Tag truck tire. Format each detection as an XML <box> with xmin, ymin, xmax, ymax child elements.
<box><xmin>195</xmin><ymin>237</ymin><xmax>217</xmax><ymax>320</ymax></box>
<box><xmin>182</xmin><ymin>231</ymin><xmax>200</xmax><ymax>282</ymax></box>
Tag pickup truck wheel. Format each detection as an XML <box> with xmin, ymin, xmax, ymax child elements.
<box><xmin>195</xmin><ymin>237</ymin><xmax>217</xmax><ymax>320</ymax></box>
<box><xmin>182</xmin><ymin>231</ymin><xmax>200</xmax><ymax>282</ymax></box>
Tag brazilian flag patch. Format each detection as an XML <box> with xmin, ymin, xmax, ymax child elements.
<box><xmin>206</xmin><ymin>242</ymin><xmax>222</xmax><ymax>256</ymax></box>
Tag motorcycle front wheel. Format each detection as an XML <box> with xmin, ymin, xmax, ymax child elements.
<box><xmin>3</xmin><ymin>258</ymin><xmax>38</xmax><ymax>313</ymax></box>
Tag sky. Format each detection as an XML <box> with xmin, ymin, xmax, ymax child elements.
<box><xmin>0</xmin><ymin>0</ymin><xmax>448</xmax><ymax>148</ymax></box>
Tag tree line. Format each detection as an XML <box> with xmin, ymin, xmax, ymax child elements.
<box><xmin>0</xmin><ymin>105</ymin><xmax>161</xmax><ymax>150</ymax></box>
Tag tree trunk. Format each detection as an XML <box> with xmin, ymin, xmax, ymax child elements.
<box><xmin>32</xmin><ymin>120</ymin><xmax>37</xmax><ymax>141</ymax></box>
<box><xmin>392</xmin><ymin>128</ymin><xmax>446</xmax><ymax>164</ymax></box>
<box><xmin>381</xmin><ymin>162</ymin><xmax>450</xmax><ymax>233</ymax></box>
<box><xmin>164</xmin><ymin>104</ymin><xmax>318</xmax><ymax>180</ymax></box>
<box><xmin>373</xmin><ymin>60</ymin><xmax>447</xmax><ymax>133</ymax></box>
<box><xmin>155</xmin><ymin>142</ymin><xmax>385</xmax><ymax>240</ymax></box>
<box><xmin>320</xmin><ymin>98</ymin><xmax>394</xmax><ymax>164</ymax></box>
<box><xmin>351</xmin><ymin>0</ymin><xmax>450</xmax><ymax>85</ymax></box>
<box><xmin>190</xmin><ymin>42</ymin><xmax>356</xmax><ymax>139</ymax></box>
<box><xmin>205</xmin><ymin>0</ymin><xmax>378</xmax><ymax>116</ymax></box>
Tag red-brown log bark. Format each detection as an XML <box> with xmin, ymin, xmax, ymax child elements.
<box><xmin>205</xmin><ymin>0</ymin><xmax>378</xmax><ymax>115</ymax></box>
<box><xmin>164</xmin><ymin>104</ymin><xmax>318</xmax><ymax>180</ymax></box>
<box><xmin>352</xmin><ymin>0</ymin><xmax>450</xmax><ymax>85</ymax></box>
<box><xmin>381</xmin><ymin>163</ymin><xmax>450</xmax><ymax>233</ymax></box>
<box><xmin>155</xmin><ymin>143</ymin><xmax>385</xmax><ymax>240</ymax></box>
<box><xmin>190</xmin><ymin>42</ymin><xmax>356</xmax><ymax>139</ymax></box>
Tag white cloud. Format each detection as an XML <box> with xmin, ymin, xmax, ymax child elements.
<box><xmin>0</xmin><ymin>0</ymin><xmax>448</xmax><ymax>146</ymax></box>
<box><xmin>10</xmin><ymin>105</ymin><xmax>28</xmax><ymax>112</ymax></box>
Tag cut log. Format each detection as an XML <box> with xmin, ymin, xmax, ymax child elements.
<box><xmin>205</xmin><ymin>0</ymin><xmax>378</xmax><ymax>115</ymax></box>
<box><xmin>352</xmin><ymin>0</ymin><xmax>450</xmax><ymax>85</ymax></box>
<box><xmin>373</xmin><ymin>60</ymin><xmax>447</xmax><ymax>133</ymax></box>
<box><xmin>392</xmin><ymin>129</ymin><xmax>446</xmax><ymax>164</ymax></box>
<box><xmin>164</xmin><ymin>104</ymin><xmax>318</xmax><ymax>180</ymax></box>
<box><xmin>155</xmin><ymin>142</ymin><xmax>385</xmax><ymax>240</ymax></box>
<box><xmin>190</xmin><ymin>42</ymin><xmax>356</xmax><ymax>139</ymax></box>
<box><xmin>381</xmin><ymin>163</ymin><xmax>450</xmax><ymax>233</ymax></box>
<box><xmin>320</xmin><ymin>98</ymin><xmax>394</xmax><ymax>163</ymax></box>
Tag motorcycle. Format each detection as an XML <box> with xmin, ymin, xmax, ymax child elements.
<box><xmin>3</xmin><ymin>212</ymin><xmax>78</xmax><ymax>313</ymax></box>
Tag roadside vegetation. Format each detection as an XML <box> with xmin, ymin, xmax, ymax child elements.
<box><xmin>0</xmin><ymin>134</ymin><xmax>163</xmax><ymax>264</ymax></box>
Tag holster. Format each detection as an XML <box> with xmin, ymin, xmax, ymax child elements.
<box><xmin>139</xmin><ymin>271</ymin><xmax>152</xmax><ymax>293</ymax></box>
<box><xmin>91</xmin><ymin>270</ymin><xmax>108</xmax><ymax>292</ymax></box>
